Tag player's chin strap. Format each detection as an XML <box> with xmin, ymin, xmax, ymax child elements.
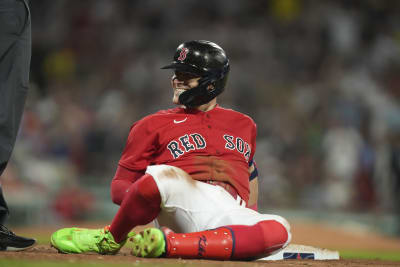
<box><xmin>179</xmin><ymin>65</ymin><xmax>229</xmax><ymax>108</ymax></box>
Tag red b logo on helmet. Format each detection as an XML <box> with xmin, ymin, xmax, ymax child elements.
<box><xmin>178</xmin><ymin>48</ymin><xmax>189</xmax><ymax>61</ymax></box>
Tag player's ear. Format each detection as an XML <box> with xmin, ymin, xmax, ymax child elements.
<box><xmin>207</xmin><ymin>84</ymin><xmax>215</xmax><ymax>92</ymax></box>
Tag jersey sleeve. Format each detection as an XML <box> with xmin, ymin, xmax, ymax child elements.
<box><xmin>248</xmin><ymin>119</ymin><xmax>258</xmax><ymax>176</ymax></box>
<box><xmin>119</xmin><ymin>119</ymin><xmax>158</xmax><ymax>172</ymax></box>
<box><xmin>249</xmin><ymin>121</ymin><xmax>257</xmax><ymax>163</ymax></box>
<box><xmin>249</xmin><ymin>159</ymin><xmax>258</xmax><ymax>181</ymax></box>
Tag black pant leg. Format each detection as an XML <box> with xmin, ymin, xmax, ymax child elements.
<box><xmin>0</xmin><ymin>0</ymin><xmax>31</xmax><ymax>177</ymax></box>
<box><xmin>0</xmin><ymin>186</ymin><xmax>8</xmax><ymax>224</ymax></box>
<box><xmin>0</xmin><ymin>0</ymin><xmax>31</xmax><ymax>220</ymax></box>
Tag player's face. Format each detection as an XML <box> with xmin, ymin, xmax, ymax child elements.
<box><xmin>171</xmin><ymin>71</ymin><xmax>201</xmax><ymax>105</ymax></box>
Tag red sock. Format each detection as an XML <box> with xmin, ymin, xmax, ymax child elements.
<box><xmin>164</xmin><ymin>220</ymin><xmax>288</xmax><ymax>260</ymax></box>
<box><xmin>229</xmin><ymin>220</ymin><xmax>289</xmax><ymax>260</ymax></box>
<box><xmin>109</xmin><ymin>174</ymin><xmax>161</xmax><ymax>243</ymax></box>
<box><xmin>164</xmin><ymin>227</ymin><xmax>234</xmax><ymax>260</ymax></box>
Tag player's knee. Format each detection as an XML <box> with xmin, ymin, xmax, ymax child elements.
<box><xmin>135</xmin><ymin>174</ymin><xmax>161</xmax><ymax>204</ymax></box>
<box><xmin>258</xmin><ymin>217</ymin><xmax>291</xmax><ymax>249</ymax></box>
<box><xmin>272</xmin><ymin>215</ymin><xmax>291</xmax><ymax>233</ymax></box>
<box><xmin>273</xmin><ymin>215</ymin><xmax>291</xmax><ymax>246</ymax></box>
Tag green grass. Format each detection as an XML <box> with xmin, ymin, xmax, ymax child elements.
<box><xmin>339</xmin><ymin>249</ymin><xmax>400</xmax><ymax>261</ymax></box>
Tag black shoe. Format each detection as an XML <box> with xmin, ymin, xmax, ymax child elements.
<box><xmin>0</xmin><ymin>224</ymin><xmax>36</xmax><ymax>251</ymax></box>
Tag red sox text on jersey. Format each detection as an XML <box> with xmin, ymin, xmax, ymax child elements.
<box><xmin>167</xmin><ymin>133</ymin><xmax>251</xmax><ymax>162</ymax></box>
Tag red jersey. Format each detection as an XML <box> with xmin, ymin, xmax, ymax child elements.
<box><xmin>119</xmin><ymin>104</ymin><xmax>257</xmax><ymax>203</ymax></box>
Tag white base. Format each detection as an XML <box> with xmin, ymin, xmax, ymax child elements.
<box><xmin>258</xmin><ymin>244</ymin><xmax>340</xmax><ymax>261</ymax></box>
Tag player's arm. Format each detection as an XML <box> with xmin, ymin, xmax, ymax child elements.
<box><xmin>247</xmin><ymin>159</ymin><xmax>259</xmax><ymax>211</ymax></box>
<box><xmin>111</xmin><ymin>166</ymin><xmax>144</xmax><ymax>206</ymax></box>
<box><xmin>111</xmin><ymin>120</ymin><xmax>156</xmax><ymax>205</ymax></box>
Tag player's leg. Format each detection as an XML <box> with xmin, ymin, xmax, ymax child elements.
<box><xmin>51</xmin><ymin>172</ymin><xmax>161</xmax><ymax>254</ymax></box>
<box><xmin>51</xmin><ymin>164</ymin><xmax>223</xmax><ymax>254</ymax></box>
<box><xmin>108</xmin><ymin>173</ymin><xmax>161</xmax><ymax>242</ymax></box>
<box><xmin>133</xmin><ymin>214</ymin><xmax>290</xmax><ymax>260</ymax></box>
<box><xmin>166</xmin><ymin>213</ymin><xmax>291</xmax><ymax>260</ymax></box>
<box><xmin>133</xmin><ymin>217</ymin><xmax>289</xmax><ymax>260</ymax></box>
<box><xmin>0</xmin><ymin>0</ymin><xmax>36</xmax><ymax>251</ymax></box>
<box><xmin>130</xmin><ymin>170</ymin><xmax>291</xmax><ymax>260</ymax></box>
<box><xmin>50</xmin><ymin>164</ymin><xmax>288</xmax><ymax>258</ymax></box>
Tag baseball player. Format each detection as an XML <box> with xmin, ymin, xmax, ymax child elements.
<box><xmin>51</xmin><ymin>40</ymin><xmax>291</xmax><ymax>260</ymax></box>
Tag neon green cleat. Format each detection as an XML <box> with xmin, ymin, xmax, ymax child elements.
<box><xmin>130</xmin><ymin>228</ymin><xmax>166</xmax><ymax>258</ymax></box>
<box><xmin>50</xmin><ymin>226</ymin><xmax>126</xmax><ymax>254</ymax></box>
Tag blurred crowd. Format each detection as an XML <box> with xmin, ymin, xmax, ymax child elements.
<box><xmin>2</xmin><ymin>0</ymin><xmax>400</xmax><ymax>223</ymax></box>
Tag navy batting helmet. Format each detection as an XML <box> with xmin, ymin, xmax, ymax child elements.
<box><xmin>161</xmin><ymin>40</ymin><xmax>230</xmax><ymax>107</ymax></box>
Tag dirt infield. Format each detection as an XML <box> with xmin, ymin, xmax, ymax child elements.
<box><xmin>0</xmin><ymin>245</ymin><xmax>398</xmax><ymax>267</ymax></box>
<box><xmin>0</xmin><ymin>221</ymin><xmax>399</xmax><ymax>267</ymax></box>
